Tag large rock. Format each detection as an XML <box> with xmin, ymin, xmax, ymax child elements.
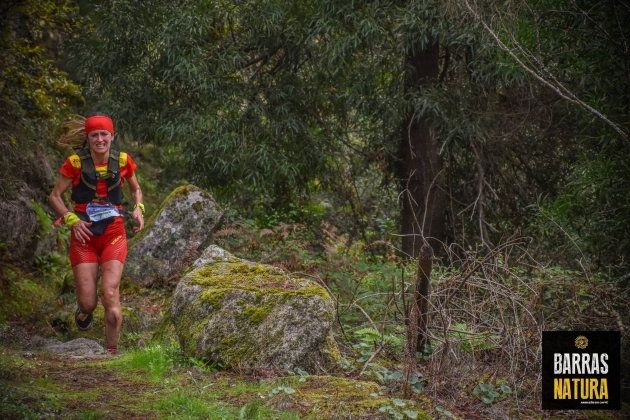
<box><xmin>172</xmin><ymin>245</ymin><xmax>340</xmax><ymax>371</ymax></box>
<box><xmin>124</xmin><ymin>185</ymin><xmax>223</xmax><ymax>287</ymax></box>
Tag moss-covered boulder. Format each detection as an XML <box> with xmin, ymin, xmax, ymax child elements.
<box><xmin>172</xmin><ymin>245</ymin><xmax>340</xmax><ymax>371</ymax></box>
<box><xmin>123</xmin><ymin>185</ymin><xmax>223</xmax><ymax>287</ymax></box>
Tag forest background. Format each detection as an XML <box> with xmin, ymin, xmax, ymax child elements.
<box><xmin>1</xmin><ymin>0</ymin><xmax>629</xmax><ymax>418</ymax></box>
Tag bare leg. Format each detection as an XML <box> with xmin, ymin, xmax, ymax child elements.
<box><xmin>73</xmin><ymin>263</ymin><xmax>99</xmax><ymax>314</ymax></box>
<box><xmin>100</xmin><ymin>260</ymin><xmax>124</xmax><ymax>348</ymax></box>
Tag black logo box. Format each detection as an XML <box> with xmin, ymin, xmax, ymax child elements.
<box><xmin>542</xmin><ymin>331</ymin><xmax>620</xmax><ymax>410</ymax></box>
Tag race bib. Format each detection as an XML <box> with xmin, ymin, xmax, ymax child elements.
<box><xmin>86</xmin><ymin>202</ymin><xmax>121</xmax><ymax>222</ymax></box>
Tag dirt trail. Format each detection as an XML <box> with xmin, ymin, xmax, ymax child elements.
<box><xmin>1</xmin><ymin>351</ymin><xmax>161</xmax><ymax>419</ymax></box>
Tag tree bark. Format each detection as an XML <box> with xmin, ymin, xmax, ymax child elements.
<box><xmin>416</xmin><ymin>244</ymin><xmax>433</xmax><ymax>351</ymax></box>
<box><xmin>400</xmin><ymin>40</ymin><xmax>446</xmax><ymax>258</ymax></box>
<box><xmin>403</xmin><ymin>243</ymin><xmax>433</xmax><ymax>398</ymax></box>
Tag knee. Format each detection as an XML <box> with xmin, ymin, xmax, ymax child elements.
<box><xmin>77</xmin><ymin>300</ymin><xmax>97</xmax><ymax>314</ymax></box>
<box><xmin>101</xmin><ymin>287</ymin><xmax>118</xmax><ymax>304</ymax></box>
<box><xmin>104</xmin><ymin>305</ymin><xmax>122</xmax><ymax>326</ymax></box>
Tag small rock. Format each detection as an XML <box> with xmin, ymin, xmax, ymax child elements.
<box><xmin>30</xmin><ymin>337</ymin><xmax>106</xmax><ymax>356</ymax></box>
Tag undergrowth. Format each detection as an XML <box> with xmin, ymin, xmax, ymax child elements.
<box><xmin>104</xmin><ymin>343</ymin><xmax>305</xmax><ymax>419</ymax></box>
<box><xmin>1</xmin><ymin>198</ymin><xmax>627</xmax><ymax>418</ymax></box>
<box><xmin>214</xmin><ymin>219</ymin><xmax>629</xmax><ymax>418</ymax></box>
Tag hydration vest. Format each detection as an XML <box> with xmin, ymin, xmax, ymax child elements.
<box><xmin>70</xmin><ymin>149</ymin><xmax>123</xmax><ymax>205</ymax></box>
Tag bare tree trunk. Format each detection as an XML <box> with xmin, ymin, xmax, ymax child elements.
<box><xmin>403</xmin><ymin>243</ymin><xmax>434</xmax><ymax>398</ymax></box>
<box><xmin>416</xmin><ymin>244</ymin><xmax>433</xmax><ymax>350</ymax></box>
<box><xmin>403</xmin><ymin>295</ymin><xmax>419</xmax><ymax>398</ymax></box>
<box><xmin>400</xmin><ymin>40</ymin><xmax>447</xmax><ymax>258</ymax></box>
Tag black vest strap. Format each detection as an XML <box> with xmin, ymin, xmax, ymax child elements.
<box><xmin>71</xmin><ymin>149</ymin><xmax>124</xmax><ymax>204</ymax></box>
<box><xmin>78</xmin><ymin>149</ymin><xmax>97</xmax><ymax>192</ymax></box>
<box><xmin>106</xmin><ymin>150</ymin><xmax>121</xmax><ymax>192</ymax></box>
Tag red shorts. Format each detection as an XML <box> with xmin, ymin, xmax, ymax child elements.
<box><xmin>69</xmin><ymin>217</ymin><xmax>127</xmax><ymax>266</ymax></box>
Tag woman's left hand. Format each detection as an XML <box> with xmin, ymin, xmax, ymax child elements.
<box><xmin>133</xmin><ymin>206</ymin><xmax>144</xmax><ymax>233</ymax></box>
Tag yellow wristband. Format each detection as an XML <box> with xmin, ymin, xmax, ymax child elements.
<box><xmin>134</xmin><ymin>203</ymin><xmax>145</xmax><ymax>215</ymax></box>
<box><xmin>64</xmin><ymin>212</ymin><xmax>81</xmax><ymax>228</ymax></box>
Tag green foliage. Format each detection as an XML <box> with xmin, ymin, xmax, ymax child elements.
<box><xmin>363</xmin><ymin>362</ymin><xmax>403</xmax><ymax>383</ymax></box>
<box><xmin>110</xmin><ymin>343</ymin><xmax>181</xmax><ymax>381</ymax></box>
<box><xmin>0</xmin><ymin>0</ymin><xmax>84</xmax><ymax>263</ymax></box>
<box><xmin>187</xmin><ymin>356</ymin><xmax>223</xmax><ymax>372</ymax></box>
<box><xmin>73</xmin><ymin>0</ymin><xmax>630</xmax><ymax>261</ymax></box>
<box><xmin>495</xmin><ymin>0</ymin><xmax>630</xmax><ymax>270</ymax></box>
<box><xmin>287</xmin><ymin>367</ymin><xmax>309</xmax><ymax>382</ymax></box>
<box><xmin>538</xmin><ymin>156</ymin><xmax>630</xmax><ymax>269</ymax></box>
<box><xmin>0</xmin><ymin>385</ymin><xmax>40</xmax><ymax>420</ymax></box>
<box><xmin>435</xmin><ymin>405</ymin><xmax>453</xmax><ymax>418</ymax></box>
<box><xmin>73</xmin><ymin>0</ymin><xmax>529</xmax><ymax>248</ymax></box>
<box><xmin>0</xmin><ymin>0</ymin><xmax>83</xmax><ymax>119</ymax></box>
<box><xmin>75</xmin><ymin>0</ymin><xmax>336</xmax><ymax>204</ymax></box>
<box><xmin>0</xmin><ymin>257</ymin><xmax>68</xmax><ymax>323</ymax></box>
<box><xmin>472</xmin><ymin>383</ymin><xmax>511</xmax><ymax>404</ymax></box>
<box><xmin>354</xmin><ymin>327</ymin><xmax>405</xmax><ymax>354</ymax></box>
<box><xmin>31</xmin><ymin>202</ymin><xmax>53</xmax><ymax>235</ymax></box>
<box><xmin>151</xmin><ymin>383</ymin><xmax>294</xmax><ymax>419</ymax></box>
<box><xmin>239</xmin><ymin>400</ymin><xmax>263</xmax><ymax>420</ymax></box>
<box><xmin>379</xmin><ymin>399</ymin><xmax>421</xmax><ymax>419</ymax></box>
<box><xmin>449</xmin><ymin>323</ymin><xmax>499</xmax><ymax>354</ymax></box>
<box><xmin>153</xmin><ymin>391</ymin><xmax>216</xmax><ymax>419</ymax></box>
<box><xmin>111</xmin><ymin>342</ymin><xmax>224</xmax><ymax>383</ymax></box>
<box><xmin>269</xmin><ymin>385</ymin><xmax>296</xmax><ymax>397</ymax></box>
<box><xmin>75</xmin><ymin>411</ymin><xmax>106</xmax><ymax>420</ymax></box>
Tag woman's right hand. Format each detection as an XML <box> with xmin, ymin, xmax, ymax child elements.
<box><xmin>73</xmin><ymin>220</ymin><xmax>93</xmax><ymax>243</ymax></box>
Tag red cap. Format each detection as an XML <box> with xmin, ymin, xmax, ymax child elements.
<box><xmin>85</xmin><ymin>116</ymin><xmax>114</xmax><ymax>135</ymax></box>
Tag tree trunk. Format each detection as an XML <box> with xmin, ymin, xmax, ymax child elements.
<box><xmin>416</xmin><ymin>244</ymin><xmax>433</xmax><ymax>351</ymax></box>
<box><xmin>403</xmin><ymin>243</ymin><xmax>433</xmax><ymax>398</ymax></box>
<box><xmin>400</xmin><ymin>40</ymin><xmax>446</xmax><ymax>258</ymax></box>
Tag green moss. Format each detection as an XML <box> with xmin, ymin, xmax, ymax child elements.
<box><xmin>213</xmin><ymin>334</ymin><xmax>255</xmax><ymax>365</ymax></box>
<box><xmin>199</xmin><ymin>288</ymin><xmax>231</xmax><ymax>308</ymax></box>
<box><xmin>181</xmin><ymin>265</ymin><xmax>195</xmax><ymax>277</ymax></box>
<box><xmin>0</xmin><ymin>264</ymin><xmax>65</xmax><ymax>324</ymax></box>
<box><xmin>243</xmin><ymin>305</ymin><xmax>272</xmax><ymax>323</ymax></box>
<box><xmin>31</xmin><ymin>201</ymin><xmax>53</xmax><ymax>235</ymax></box>
<box><xmin>176</xmin><ymin>256</ymin><xmax>337</xmax><ymax>368</ymax></box>
<box><xmin>119</xmin><ymin>279</ymin><xmax>144</xmax><ymax>295</ymax></box>
<box><xmin>175</xmin><ymin>303</ymin><xmax>211</xmax><ymax>356</ymax></box>
<box><xmin>151</xmin><ymin>306</ymin><xmax>176</xmax><ymax>344</ymax></box>
<box><xmin>191</xmin><ymin>261</ymin><xmax>329</xmax><ymax>301</ymax></box>
<box><xmin>285</xmin><ymin>376</ymin><xmax>431</xmax><ymax>419</ymax></box>
<box><xmin>323</xmin><ymin>333</ymin><xmax>341</xmax><ymax>363</ymax></box>
<box><xmin>191</xmin><ymin>260</ymin><xmax>330</xmax><ymax>334</ymax></box>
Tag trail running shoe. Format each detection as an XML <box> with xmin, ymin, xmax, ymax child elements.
<box><xmin>75</xmin><ymin>308</ymin><xmax>93</xmax><ymax>331</ymax></box>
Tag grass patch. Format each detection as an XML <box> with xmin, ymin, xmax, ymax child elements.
<box><xmin>154</xmin><ymin>390</ymin><xmax>226</xmax><ymax>419</ymax></box>
<box><xmin>106</xmin><ymin>344</ymin><xmax>303</xmax><ymax>419</ymax></box>
<box><xmin>0</xmin><ymin>385</ymin><xmax>41</xmax><ymax>420</ymax></box>
<box><xmin>154</xmin><ymin>390</ymin><xmax>299</xmax><ymax>419</ymax></box>
<box><xmin>74</xmin><ymin>410</ymin><xmax>106</xmax><ymax>420</ymax></box>
<box><xmin>107</xmin><ymin>343</ymin><xmax>181</xmax><ymax>381</ymax></box>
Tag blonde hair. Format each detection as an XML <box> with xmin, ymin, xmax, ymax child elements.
<box><xmin>58</xmin><ymin>115</ymin><xmax>87</xmax><ymax>150</ymax></box>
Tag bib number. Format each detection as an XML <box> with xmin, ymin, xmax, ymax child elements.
<box><xmin>86</xmin><ymin>202</ymin><xmax>121</xmax><ymax>222</ymax></box>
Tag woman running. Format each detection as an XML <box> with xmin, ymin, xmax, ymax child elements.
<box><xmin>50</xmin><ymin>114</ymin><xmax>144</xmax><ymax>355</ymax></box>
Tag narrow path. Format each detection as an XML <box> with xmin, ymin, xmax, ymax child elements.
<box><xmin>1</xmin><ymin>352</ymin><xmax>161</xmax><ymax>419</ymax></box>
